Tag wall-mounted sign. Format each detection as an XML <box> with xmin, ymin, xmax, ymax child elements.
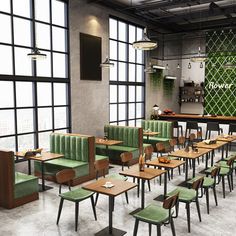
<box><xmin>207</xmin><ymin>82</ymin><xmax>234</xmax><ymax>89</ymax></box>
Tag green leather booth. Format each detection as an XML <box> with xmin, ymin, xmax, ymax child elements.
<box><xmin>96</xmin><ymin>125</ymin><xmax>143</xmax><ymax>164</ymax></box>
<box><xmin>0</xmin><ymin>150</ymin><xmax>39</xmax><ymax>209</ymax></box>
<box><xmin>34</xmin><ymin>133</ymin><xmax>106</xmax><ymax>186</ymax></box>
<box><xmin>141</xmin><ymin>120</ymin><xmax>173</xmax><ymax>149</ymax></box>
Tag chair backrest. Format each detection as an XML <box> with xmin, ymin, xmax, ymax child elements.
<box><xmin>163</xmin><ymin>192</ymin><xmax>179</xmax><ymax>209</ymax></box>
<box><xmin>94</xmin><ymin>159</ymin><xmax>109</xmax><ymax>179</ymax></box>
<box><xmin>210</xmin><ymin>166</ymin><xmax>220</xmax><ymax>178</ymax></box>
<box><xmin>192</xmin><ymin>176</ymin><xmax>204</xmax><ymax>190</ymax></box>
<box><xmin>206</xmin><ymin>122</ymin><xmax>220</xmax><ymax>131</ymax></box>
<box><xmin>226</xmin><ymin>156</ymin><xmax>236</xmax><ymax>167</ymax></box>
<box><xmin>156</xmin><ymin>142</ymin><xmax>165</xmax><ymax>152</ymax></box>
<box><xmin>178</xmin><ymin>136</ymin><xmax>185</xmax><ymax>146</ymax></box>
<box><xmin>169</xmin><ymin>138</ymin><xmax>177</xmax><ymax>151</ymax></box>
<box><xmin>120</xmin><ymin>152</ymin><xmax>133</xmax><ymax>163</ymax></box>
<box><xmin>186</xmin><ymin>121</ymin><xmax>199</xmax><ymax>130</ymax></box>
<box><xmin>144</xmin><ymin>145</ymin><xmax>153</xmax><ymax>161</ymax></box>
<box><xmin>56</xmin><ymin>169</ymin><xmax>75</xmax><ymax>184</ymax></box>
<box><xmin>228</xmin><ymin>123</ymin><xmax>236</xmax><ymax>134</ymax></box>
<box><xmin>189</xmin><ymin>133</ymin><xmax>196</xmax><ymax>141</ymax></box>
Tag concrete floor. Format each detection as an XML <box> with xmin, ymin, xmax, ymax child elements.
<box><xmin>1</xmin><ymin>150</ymin><xmax>236</xmax><ymax>236</ymax></box>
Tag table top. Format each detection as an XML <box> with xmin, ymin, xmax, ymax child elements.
<box><xmin>147</xmin><ymin>158</ymin><xmax>185</xmax><ymax>169</ymax></box>
<box><xmin>143</xmin><ymin>131</ymin><xmax>160</xmax><ymax>136</ymax></box>
<box><xmin>196</xmin><ymin>140</ymin><xmax>228</xmax><ymax>149</ymax></box>
<box><xmin>119</xmin><ymin>166</ymin><xmax>166</xmax><ymax>180</ymax></box>
<box><xmin>95</xmin><ymin>138</ymin><xmax>123</xmax><ymax>146</ymax></box>
<box><xmin>170</xmin><ymin>148</ymin><xmax>212</xmax><ymax>159</ymax></box>
<box><xmin>216</xmin><ymin>135</ymin><xmax>236</xmax><ymax>142</ymax></box>
<box><xmin>15</xmin><ymin>152</ymin><xmax>64</xmax><ymax>162</ymax></box>
<box><xmin>82</xmin><ymin>177</ymin><xmax>137</xmax><ymax>197</ymax></box>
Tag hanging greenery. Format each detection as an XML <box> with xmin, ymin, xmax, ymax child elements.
<box><xmin>163</xmin><ymin>79</ymin><xmax>175</xmax><ymax>98</ymax></box>
<box><xmin>149</xmin><ymin>69</ymin><xmax>163</xmax><ymax>88</ymax></box>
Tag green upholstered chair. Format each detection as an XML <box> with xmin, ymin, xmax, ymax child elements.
<box><xmin>94</xmin><ymin>158</ymin><xmax>129</xmax><ymax>205</ymax></box>
<box><xmin>187</xmin><ymin>166</ymin><xmax>220</xmax><ymax>214</ymax></box>
<box><xmin>56</xmin><ymin>169</ymin><xmax>76</xmax><ymax>194</ymax></box>
<box><xmin>56</xmin><ymin>188</ymin><xmax>97</xmax><ymax>231</ymax></box>
<box><xmin>133</xmin><ymin>193</ymin><xmax>179</xmax><ymax>236</ymax></box>
<box><xmin>167</xmin><ymin>177</ymin><xmax>204</xmax><ymax>233</ymax></box>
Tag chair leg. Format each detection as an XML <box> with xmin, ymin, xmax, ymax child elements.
<box><xmin>148</xmin><ymin>180</ymin><xmax>151</xmax><ymax>191</ymax></box>
<box><xmin>148</xmin><ymin>223</ymin><xmax>152</xmax><ymax>236</ymax></box>
<box><xmin>157</xmin><ymin>225</ymin><xmax>161</xmax><ymax>236</ymax></box>
<box><xmin>231</xmin><ymin>172</ymin><xmax>234</xmax><ymax>190</ymax></box>
<box><xmin>125</xmin><ymin>191</ymin><xmax>129</xmax><ymax>204</ymax></box>
<box><xmin>133</xmin><ymin>219</ymin><xmax>139</xmax><ymax>236</ymax></box>
<box><xmin>205</xmin><ymin>188</ymin><xmax>210</xmax><ymax>214</ymax></box>
<box><xmin>196</xmin><ymin>198</ymin><xmax>202</xmax><ymax>222</ymax></box>
<box><xmin>227</xmin><ymin>175</ymin><xmax>231</xmax><ymax>192</ymax></box>
<box><xmin>95</xmin><ymin>193</ymin><xmax>99</xmax><ymax>206</ymax></box>
<box><xmin>186</xmin><ymin>203</ymin><xmax>191</xmax><ymax>233</ymax></box>
<box><xmin>75</xmin><ymin>202</ymin><xmax>79</xmax><ymax>231</ymax></box>
<box><xmin>222</xmin><ymin>176</ymin><xmax>226</xmax><ymax>198</ymax></box>
<box><xmin>178</xmin><ymin>166</ymin><xmax>181</xmax><ymax>175</ymax></box>
<box><xmin>213</xmin><ymin>186</ymin><xmax>218</xmax><ymax>206</ymax></box>
<box><xmin>170</xmin><ymin>217</ymin><xmax>176</xmax><ymax>236</ymax></box>
<box><xmin>56</xmin><ymin>198</ymin><xmax>64</xmax><ymax>225</ymax></box>
<box><xmin>90</xmin><ymin>196</ymin><xmax>97</xmax><ymax>220</ymax></box>
<box><xmin>59</xmin><ymin>184</ymin><xmax>62</xmax><ymax>194</ymax></box>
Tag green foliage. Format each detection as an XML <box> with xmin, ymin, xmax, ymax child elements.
<box><xmin>149</xmin><ymin>69</ymin><xmax>162</xmax><ymax>88</ymax></box>
<box><xmin>163</xmin><ymin>79</ymin><xmax>175</xmax><ymax>98</ymax></box>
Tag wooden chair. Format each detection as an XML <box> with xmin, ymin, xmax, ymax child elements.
<box><xmin>144</xmin><ymin>145</ymin><xmax>154</xmax><ymax>162</ymax></box>
<box><xmin>56</xmin><ymin>169</ymin><xmax>75</xmax><ymax>194</ymax></box>
<box><xmin>178</xmin><ymin>136</ymin><xmax>186</xmax><ymax>149</ymax></box>
<box><xmin>120</xmin><ymin>152</ymin><xmax>132</xmax><ymax>171</ymax></box>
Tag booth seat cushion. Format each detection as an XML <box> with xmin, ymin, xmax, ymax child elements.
<box><xmin>34</xmin><ymin>159</ymin><xmax>89</xmax><ymax>178</ymax></box>
<box><xmin>14</xmin><ymin>172</ymin><xmax>38</xmax><ymax>199</ymax></box>
<box><xmin>95</xmin><ymin>155</ymin><xmax>108</xmax><ymax>161</ymax></box>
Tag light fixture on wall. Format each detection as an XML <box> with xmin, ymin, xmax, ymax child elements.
<box><xmin>177</xmin><ymin>63</ymin><xmax>181</xmax><ymax>69</ymax></box>
<box><xmin>188</xmin><ymin>62</ymin><xmax>191</xmax><ymax>69</ymax></box>
<box><xmin>100</xmin><ymin>56</ymin><xmax>114</xmax><ymax>68</ymax></box>
<box><xmin>132</xmin><ymin>28</ymin><xmax>157</xmax><ymax>50</ymax></box>
<box><xmin>200</xmin><ymin>62</ymin><xmax>204</xmax><ymax>68</ymax></box>
<box><xmin>166</xmin><ymin>64</ymin><xmax>169</xmax><ymax>70</ymax></box>
<box><xmin>191</xmin><ymin>47</ymin><xmax>207</xmax><ymax>62</ymax></box>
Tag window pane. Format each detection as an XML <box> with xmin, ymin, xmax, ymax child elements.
<box><xmin>18</xmin><ymin>134</ymin><xmax>34</xmax><ymax>150</ymax></box>
<box><xmin>38</xmin><ymin>131</ymin><xmax>51</xmax><ymax>150</ymax></box>
<box><xmin>129</xmin><ymin>103</ymin><xmax>135</xmax><ymax>119</ymax></box>
<box><xmin>109</xmin><ymin>18</ymin><xmax>117</xmax><ymax>40</ymax></box>
<box><xmin>118</xmin><ymin>22</ymin><xmax>127</xmax><ymax>42</ymax></box>
<box><xmin>137</xmin><ymin>27</ymin><xmax>143</xmax><ymax>41</ymax></box>
<box><xmin>136</xmin><ymin>86</ymin><xmax>144</xmax><ymax>102</ymax></box>
<box><xmin>0</xmin><ymin>110</ymin><xmax>15</xmax><ymax>136</ymax></box>
<box><xmin>119</xmin><ymin>121</ymin><xmax>126</xmax><ymax>126</ymax></box>
<box><xmin>53</xmin><ymin>53</ymin><xmax>67</xmax><ymax>78</ymax></box>
<box><xmin>15</xmin><ymin>47</ymin><xmax>33</xmax><ymax>76</ymax></box>
<box><xmin>35</xmin><ymin>0</ymin><xmax>50</xmax><ymax>23</ymax></box>
<box><xmin>129</xmin><ymin>86</ymin><xmax>135</xmax><ymax>102</ymax></box>
<box><xmin>137</xmin><ymin>65</ymin><xmax>144</xmax><ymax>82</ymax></box>
<box><xmin>52</xmin><ymin>0</ymin><xmax>67</xmax><ymax>27</ymax></box>
<box><xmin>110</xmin><ymin>104</ymin><xmax>117</xmax><ymax>122</ymax></box>
<box><xmin>129</xmin><ymin>45</ymin><xmax>135</xmax><ymax>63</ymax></box>
<box><xmin>54</xmin><ymin>83</ymin><xmax>67</xmax><ymax>106</ymax></box>
<box><xmin>118</xmin><ymin>42</ymin><xmax>127</xmax><ymax>61</ymax></box>
<box><xmin>36</xmin><ymin>51</ymin><xmax>51</xmax><ymax>77</ymax></box>
<box><xmin>119</xmin><ymin>85</ymin><xmax>126</xmax><ymax>103</ymax></box>
<box><xmin>0</xmin><ymin>14</ymin><xmax>11</xmax><ymax>43</ymax></box>
<box><xmin>37</xmin><ymin>82</ymin><xmax>52</xmax><ymax>106</ymax></box>
<box><xmin>110</xmin><ymin>40</ymin><xmax>117</xmax><ymax>60</ymax></box>
<box><xmin>110</xmin><ymin>85</ymin><xmax>117</xmax><ymax>103</ymax></box>
<box><xmin>118</xmin><ymin>62</ymin><xmax>127</xmax><ymax>81</ymax></box>
<box><xmin>36</xmin><ymin>23</ymin><xmax>51</xmax><ymax>50</ymax></box>
<box><xmin>0</xmin><ymin>137</ymin><xmax>15</xmax><ymax>151</ymax></box>
<box><xmin>16</xmin><ymin>82</ymin><xmax>33</xmax><ymax>107</ymax></box>
<box><xmin>129</xmin><ymin>25</ymin><xmax>136</xmax><ymax>43</ymax></box>
<box><xmin>38</xmin><ymin>108</ymin><xmax>52</xmax><ymax>131</ymax></box>
<box><xmin>128</xmin><ymin>120</ymin><xmax>135</xmax><ymax>127</ymax></box>
<box><xmin>0</xmin><ymin>45</ymin><xmax>13</xmax><ymax>75</ymax></box>
<box><xmin>0</xmin><ymin>0</ymin><xmax>10</xmax><ymax>13</ymax></box>
<box><xmin>0</xmin><ymin>81</ymin><xmax>14</xmax><ymax>108</ymax></box>
<box><xmin>17</xmin><ymin>109</ymin><xmax>34</xmax><ymax>133</ymax></box>
<box><xmin>137</xmin><ymin>50</ymin><xmax>143</xmax><ymax>64</ymax></box>
<box><xmin>109</xmin><ymin>61</ymin><xmax>117</xmax><ymax>81</ymax></box>
<box><xmin>128</xmin><ymin>64</ymin><xmax>135</xmax><ymax>82</ymax></box>
<box><xmin>119</xmin><ymin>104</ymin><xmax>126</xmax><ymax>120</ymax></box>
<box><xmin>14</xmin><ymin>17</ymin><xmax>32</xmax><ymax>47</ymax></box>
<box><xmin>54</xmin><ymin>107</ymin><xmax>67</xmax><ymax>129</ymax></box>
<box><xmin>136</xmin><ymin>119</ymin><xmax>142</xmax><ymax>127</ymax></box>
<box><xmin>13</xmin><ymin>0</ymin><xmax>31</xmax><ymax>18</ymax></box>
<box><xmin>136</xmin><ymin>103</ymin><xmax>144</xmax><ymax>118</ymax></box>
<box><xmin>52</xmin><ymin>27</ymin><xmax>67</xmax><ymax>52</ymax></box>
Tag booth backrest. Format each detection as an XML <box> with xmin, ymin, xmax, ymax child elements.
<box><xmin>141</xmin><ymin>120</ymin><xmax>173</xmax><ymax>138</ymax></box>
<box><xmin>50</xmin><ymin>133</ymin><xmax>90</xmax><ymax>162</ymax></box>
<box><xmin>104</xmin><ymin>125</ymin><xmax>142</xmax><ymax>148</ymax></box>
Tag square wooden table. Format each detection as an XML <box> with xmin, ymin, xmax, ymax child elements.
<box><xmin>143</xmin><ymin>131</ymin><xmax>160</xmax><ymax>140</ymax></box>
<box><xmin>119</xmin><ymin>167</ymin><xmax>166</xmax><ymax>209</ymax></box>
<box><xmin>170</xmin><ymin>148</ymin><xmax>212</xmax><ymax>181</ymax></box>
<box><xmin>216</xmin><ymin>135</ymin><xmax>236</xmax><ymax>157</ymax></box>
<box><xmin>95</xmin><ymin>138</ymin><xmax>123</xmax><ymax>156</ymax></box>
<box><xmin>146</xmin><ymin>159</ymin><xmax>185</xmax><ymax>198</ymax></box>
<box><xmin>83</xmin><ymin>177</ymin><xmax>137</xmax><ymax>236</ymax></box>
<box><xmin>15</xmin><ymin>152</ymin><xmax>64</xmax><ymax>191</ymax></box>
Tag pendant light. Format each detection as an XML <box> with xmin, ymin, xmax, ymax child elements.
<box><xmin>188</xmin><ymin>62</ymin><xmax>191</xmax><ymax>69</ymax></box>
<box><xmin>200</xmin><ymin>62</ymin><xmax>204</xmax><ymax>68</ymax></box>
<box><xmin>100</xmin><ymin>56</ymin><xmax>114</xmax><ymax>68</ymax></box>
<box><xmin>191</xmin><ymin>47</ymin><xmax>207</xmax><ymax>62</ymax></box>
<box><xmin>132</xmin><ymin>28</ymin><xmax>157</xmax><ymax>50</ymax></box>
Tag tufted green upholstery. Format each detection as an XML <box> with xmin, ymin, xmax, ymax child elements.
<box><xmin>167</xmin><ymin>187</ymin><xmax>196</xmax><ymax>202</ymax></box>
<box><xmin>141</xmin><ymin>120</ymin><xmax>173</xmax><ymax>147</ymax></box>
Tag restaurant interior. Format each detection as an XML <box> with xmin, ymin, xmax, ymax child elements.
<box><xmin>1</xmin><ymin>0</ymin><xmax>236</xmax><ymax>235</ymax></box>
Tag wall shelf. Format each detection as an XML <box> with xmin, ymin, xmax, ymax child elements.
<box><xmin>179</xmin><ymin>86</ymin><xmax>204</xmax><ymax>105</ymax></box>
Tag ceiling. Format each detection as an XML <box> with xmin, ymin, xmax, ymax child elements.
<box><xmin>88</xmin><ymin>0</ymin><xmax>236</xmax><ymax>34</ymax></box>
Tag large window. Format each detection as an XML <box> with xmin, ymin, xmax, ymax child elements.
<box><xmin>0</xmin><ymin>0</ymin><xmax>70</xmax><ymax>151</ymax></box>
<box><xmin>109</xmin><ymin>17</ymin><xmax>145</xmax><ymax>127</ymax></box>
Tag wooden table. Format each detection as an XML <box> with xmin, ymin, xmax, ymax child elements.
<box><xmin>95</xmin><ymin>138</ymin><xmax>123</xmax><ymax>155</ymax></box>
<box><xmin>216</xmin><ymin>135</ymin><xmax>236</xmax><ymax>157</ymax></box>
<box><xmin>83</xmin><ymin>177</ymin><xmax>137</xmax><ymax>236</ymax></box>
<box><xmin>119</xmin><ymin>167</ymin><xmax>166</xmax><ymax>209</ymax></box>
<box><xmin>170</xmin><ymin>148</ymin><xmax>212</xmax><ymax>181</ymax></box>
<box><xmin>15</xmin><ymin>152</ymin><xmax>64</xmax><ymax>191</ymax></box>
<box><xmin>143</xmin><ymin>131</ymin><xmax>160</xmax><ymax>140</ymax></box>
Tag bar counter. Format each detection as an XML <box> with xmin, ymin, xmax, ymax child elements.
<box><xmin>159</xmin><ymin>114</ymin><xmax>236</xmax><ymax>124</ymax></box>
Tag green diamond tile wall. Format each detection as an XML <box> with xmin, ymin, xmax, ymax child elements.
<box><xmin>205</xmin><ymin>29</ymin><xmax>236</xmax><ymax>116</ymax></box>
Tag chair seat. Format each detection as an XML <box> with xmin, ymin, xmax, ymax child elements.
<box><xmin>109</xmin><ymin>173</ymin><xmax>128</xmax><ymax>181</ymax></box>
<box><xmin>187</xmin><ymin>176</ymin><xmax>214</xmax><ymax>188</ymax></box>
<box><xmin>60</xmin><ymin>188</ymin><xmax>93</xmax><ymax>202</ymax></box>
<box><xmin>167</xmin><ymin>187</ymin><xmax>196</xmax><ymax>202</ymax></box>
<box><xmin>133</xmin><ymin>204</ymin><xmax>169</xmax><ymax>224</ymax></box>
<box><xmin>205</xmin><ymin>166</ymin><xmax>230</xmax><ymax>175</ymax></box>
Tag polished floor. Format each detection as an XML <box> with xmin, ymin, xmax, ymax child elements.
<box><xmin>1</xmin><ymin>149</ymin><xmax>236</xmax><ymax>236</ymax></box>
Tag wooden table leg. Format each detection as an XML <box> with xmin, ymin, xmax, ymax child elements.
<box><xmin>185</xmin><ymin>158</ymin><xmax>189</xmax><ymax>181</ymax></box>
<box><xmin>164</xmin><ymin>171</ymin><xmax>167</xmax><ymax>198</ymax></box>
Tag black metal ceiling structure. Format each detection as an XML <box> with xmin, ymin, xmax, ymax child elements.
<box><xmin>87</xmin><ymin>0</ymin><xmax>236</xmax><ymax>34</ymax></box>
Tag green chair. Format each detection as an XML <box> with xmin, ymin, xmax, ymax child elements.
<box><xmin>187</xmin><ymin>166</ymin><xmax>220</xmax><ymax>214</ymax></box>
<box><xmin>133</xmin><ymin>193</ymin><xmax>179</xmax><ymax>236</ymax></box>
<box><xmin>167</xmin><ymin>177</ymin><xmax>204</xmax><ymax>233</ymax></box>
<box><xmin>56</xmin><ymin>188</ymin><xmax>97</xmax><ymax>231</ymax></box>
